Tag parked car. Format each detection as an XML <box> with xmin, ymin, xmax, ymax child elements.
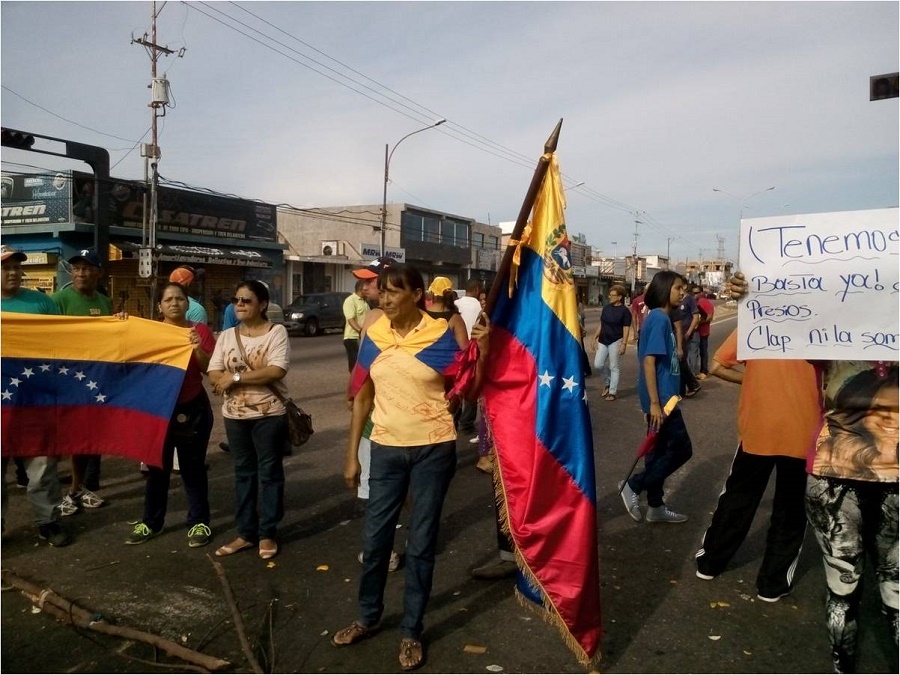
<box><xmin>283</xmin><ymin>292</ymin><xmax>350</xmax><ymax>336</ymax></box>
<box><xmin>266</xmin><ymin>302</ymin><xmax>301</xmax><ymax>334</ymax></box>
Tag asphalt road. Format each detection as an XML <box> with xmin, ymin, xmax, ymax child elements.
<box><xmin>1</xmin><ymin>305</ymin><xmax>895</xmax><ymax>674</ymax></box>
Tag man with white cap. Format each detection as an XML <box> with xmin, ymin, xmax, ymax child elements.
<box><xmin>1</xmin><ymin>245</ymin><xmax>72</xmax><ymax>546</ymax></box>
<box><xmin>53</xmin><ymin>248</ymin><xmax>112</xmax><ymax>515</ymax></box>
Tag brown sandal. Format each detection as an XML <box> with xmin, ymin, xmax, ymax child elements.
<box><xmin>331</xmin><ymin>621</ymin><xmax>377</xmax><ymax>647</ymax></box>
<box><xmin>214</xmin><ymin>537</ymin><xmax>254</xmax><ymax>557</ymax></box>
<box><xmin>399</xmin><ymin>638</ymin><xmax>425</xmax><ymax>671</ymax></box>
<box><xmin>604</xmin><ymin>393</ymin><xmax>617</xmax><ymax>401</ymax></box>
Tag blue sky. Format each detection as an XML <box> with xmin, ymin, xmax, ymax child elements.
<box><xmin>2</xmin><ymin>1</ymin><xmax>897</xmax><ymax>261</ymax></box>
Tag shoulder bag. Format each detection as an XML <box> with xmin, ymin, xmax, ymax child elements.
<box><xmin>233</xmin><ymin>328</ymin><xmax>314</xmax><ymax>448</ymax></box>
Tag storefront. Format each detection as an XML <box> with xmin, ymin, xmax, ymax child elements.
<box><xmin>1</xmin><ymin>170</ymin><xmax>284</xmax><ymax>327</ymax></box>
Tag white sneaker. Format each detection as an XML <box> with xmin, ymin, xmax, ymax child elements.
<box><xmin>618</xmin><ymin>481</ymin><xmax>643</xmax><ymax>522</ymax></box>
<box><xmin>78</xmin><ymin>488</ymin><xmax>106</xmax><ymax>509</ymax></box>
<box><xmin>646</xmin><ymin>505</ymin><xmax>687</xmax><ymax>523</ymax></box>
<box><xmin>59</xmin><ymin>494</ymin><xmax>80</xmax><ymax>517</ymax></box>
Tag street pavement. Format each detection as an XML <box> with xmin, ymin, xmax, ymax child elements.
<box><xmin>1</xmin><ymin>304</ymin><xmax>895</xmax><ymax>673</ymax></box>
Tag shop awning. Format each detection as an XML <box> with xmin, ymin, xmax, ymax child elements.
<box><xmin>111</xmin><ymin>241</ymin><xmax>274</xmax><ymax>268</ymax></box>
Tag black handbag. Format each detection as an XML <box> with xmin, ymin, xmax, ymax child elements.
<box><xmin>233</xmin><ymin>328</ymin><xmax>314</xmax><ymax>448</ymax></box>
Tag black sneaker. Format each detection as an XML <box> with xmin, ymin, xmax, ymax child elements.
<box><xmin>684</xmin><ymin>385</ymin><xmax>701</xmax><ymax>398</ymax></box>
<box><xmin>38</xmin><ymin>522</ymin><xmax>73</xmax><ymax>547</ymax></box>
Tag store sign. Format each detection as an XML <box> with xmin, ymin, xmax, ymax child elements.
<box><xmin>360</xmin><ymin>244</ymin><xmax>406</xmax><ymax>263</ymax></box>
<box><xmin>72</xmin><ymin>172</ymin><xmax>278</xmax><ymax>243</ymax></box>
<box><xmin>113</xmin><ymin>241</ymin><xmax>273</xmax><ymax>268</ymax></box>
<box><xmin>1</xmin><ymin>171</ymin><xmax>72</xmax><ymax>225</ymax></box>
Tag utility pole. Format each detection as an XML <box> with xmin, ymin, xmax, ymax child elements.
<box><xmin>132</xmin><ymin>1</ymin><xmax>183</xmax><ymax>283</ymax></box>
<box><xmin>631</xmin><ymin>215</ymin><xmax>640</xmax><ymax>295</ymax></box>
<box><xmin>716</xmin><ymin>234</ymin><xmax>726</xmax><ymax>261</ymax></box>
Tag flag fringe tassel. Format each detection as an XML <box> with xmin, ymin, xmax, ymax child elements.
<box><xmin>483</xmin><ymin>411</ymin><xmax>601</xmax><ymax>669</ymax></box>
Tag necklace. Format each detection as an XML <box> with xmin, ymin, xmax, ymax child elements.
<box><xmin>241</xmin><ymin>322</ymin><xmax>269</xmax><ymax>337</ymax></box>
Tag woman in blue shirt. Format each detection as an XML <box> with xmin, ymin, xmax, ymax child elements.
<box><xmin>619</xmin><ymin>271</ymin><xmax>693</xmax><ymax>524</ymax></box>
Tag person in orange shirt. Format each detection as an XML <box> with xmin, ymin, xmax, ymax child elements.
<box><xmin>695</xmin><ymin>328</ymin><xmax>822</xmax><ymax>602</ymax></box>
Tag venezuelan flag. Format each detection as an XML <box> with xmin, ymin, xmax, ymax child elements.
<box><xmin>348</xmin><ymin>311</ymin><xmax>460</xmax><ymax>398</ymax></box>
<box><xmin>1</xmin><ymin>314</ymin><xmax>193</xmax><ymax>468</ymax></box>
<box><xmin>483</xmin><ymin>153</ymin><xmax>602</xmax><ymax>664</ymax></box>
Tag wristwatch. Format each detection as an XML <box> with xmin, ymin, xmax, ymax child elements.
<box><xmin>232</xmin><ymin>372</ymin><xmax>242</xmax><ymax>383</ymax></box>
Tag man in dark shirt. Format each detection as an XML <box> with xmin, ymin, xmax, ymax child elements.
<box><xmin>673</xmin><ymin>277</ymin><xmax>701</xmax><ymax>397</ymax></box>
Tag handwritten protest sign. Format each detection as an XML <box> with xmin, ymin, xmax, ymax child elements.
<box><xmin>737</xmin><ymin>208</ymin><xmax>899</xmax><ymax>360</ymax></box>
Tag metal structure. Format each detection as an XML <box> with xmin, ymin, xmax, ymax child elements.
<box><xmin>380</xmin><ymin>119</ymin><xmax>446</xmax><ymax>256</ymax></box>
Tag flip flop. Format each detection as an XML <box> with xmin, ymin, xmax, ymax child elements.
<box><xmin>399</xmin><ymin>637</ymin><xmax>425</xmax><ymax>671</ymax></box>
<box><xmin>604</xmin><ymin>394</ymin><xmax>617</xmax><ymax>401</ymax></box>
<box><xmin>259</xmin><ymin>539</ymin><xmax>279</xmax><ymax>560</ymax></box>
<box><xmin>214</xmin><ymin>538</ymin><xmax>254</xmax><ymax>557</ymax></box>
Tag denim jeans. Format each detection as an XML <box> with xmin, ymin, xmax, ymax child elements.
<box><xmin>224</xmin><ymin>415</ymin><xmax>287</xmax><ymax>542</ymax></box>
<box><xmin>2</xmin><ymin>456</ymin><xmax>62</xmax><ymax>527</ymax></box>
<box><xmin>358</xmin><ymin>440</ymin><xmax>456</xmax><ymax>639</ymax></box>
<box><xmin>627</xmin><ymin>408</ymin><xmax>693</xmax><ymax>508</ymax></box>
<box><xmin>698</xmin><ymin>335</ymin><xmax>710</xmax><ymax>375</ymax></box>
<box><xmin>143</xmin><ymin>393</ymin><xmax>213</xmax><ymax>532</ymax></box>
<box><xmin>687</xmin><ymin>332</ymin><xmax>701</xmax><ymax>374</ymax></box>
<box><xmin>593</xmin><ymin>339</ymin><xmax>622</xmax><ymax>394</ymax></box>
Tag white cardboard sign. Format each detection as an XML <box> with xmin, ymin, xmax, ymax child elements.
<box><xmin>737</xmin><ymin>208</ymin><xmax>899</xmax><ymax>360</ymax></box>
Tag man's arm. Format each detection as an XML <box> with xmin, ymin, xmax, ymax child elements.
<box><xmin>710</xmin><ymin>357</ymin><xmax>743</xmax><ymax>384</ymax></box>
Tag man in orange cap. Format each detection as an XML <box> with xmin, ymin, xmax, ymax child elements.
<box><xmin>169</xmin><ymin>266</ymin><xmax>208</xmax><ymax>325</ymax></box>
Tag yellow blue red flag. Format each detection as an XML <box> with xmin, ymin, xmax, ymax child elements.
<box><xmin>1</xmin><ymin>314</ymin><xmax>193</xmax><ymax>468</ymax></box>
<box><xmin>483</xmin><ymin>153</ymin><xmax>602</xmax><ymax>664</ymax></box>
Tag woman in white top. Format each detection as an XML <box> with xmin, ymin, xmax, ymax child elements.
<box><xmin>208</xmin><ymin>280</ymin><xmax>290</xmax><ymax>561</ymax></box>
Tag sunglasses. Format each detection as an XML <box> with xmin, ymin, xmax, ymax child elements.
<box><xmin>231</xmin><ymin>296</ymin><xmax>256</xmax><ymax>305</ymax></box>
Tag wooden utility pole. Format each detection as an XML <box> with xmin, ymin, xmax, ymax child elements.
<box><xmin>131</xmin><ymin>1</ymin><xmax>183</xmax><ymax>301</ymax></box>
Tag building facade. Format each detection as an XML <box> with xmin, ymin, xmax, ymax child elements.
<box><xmin>277</xmin><ymin>202</ymin><xmax>502</xmax><ymax>302</ymax></box>
<box><xmin>1</xmin><ymin>170</ymin><xmax>284</xmax><ymax>328</ymax></box>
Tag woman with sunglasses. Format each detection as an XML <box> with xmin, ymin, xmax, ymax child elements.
<box><xmin>208</xmin><ymin>281</ymin><xmax>291</xmax><ymax>560</ymax></box>
<box><xmin>126</xmin><ymin>281</ymin><xmax>216</xmax><ymax>547</ymax></box>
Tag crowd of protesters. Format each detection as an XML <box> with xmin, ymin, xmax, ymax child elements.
<box><xmin>2</xmin><ymin>244</ymin><xmax>896</xmax><ymax>674</ymax></box>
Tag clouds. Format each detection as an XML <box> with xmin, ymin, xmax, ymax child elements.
<box><xmin>1</xmin><ymin>1</ymin><xmax>897</xmax><ymax>261</ymax></box>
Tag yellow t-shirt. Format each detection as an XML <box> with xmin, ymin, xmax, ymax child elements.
<box><xmin>367</xmin><ymin>313</ymin><xmax>457</xmax><ymax>447</ymax></box>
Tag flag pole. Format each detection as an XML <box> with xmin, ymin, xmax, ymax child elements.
<box><xmin>484</xmin><ymin>118</ymin><xmax>563</xmax><ymax>317</ymax></box>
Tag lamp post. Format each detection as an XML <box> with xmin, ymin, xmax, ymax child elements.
<box><xmin>380</xmin><ymin>118</ymin><xmax>446</xmax><ymax>256</ymax></box>
<box><xmin>712</xmin><ymin>185</ymin><xmax>776</xmax><ymax>219</ymax></box>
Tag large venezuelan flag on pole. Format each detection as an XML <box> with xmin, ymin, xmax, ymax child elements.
<box><xmin>482</xmin><ymin>152</ymin><xmax>602</xmax><ymax>664</ymax></box>
<box><xmin>1</xmin><ymin>314</ymin><xmax>193</xmax><ymax>468</ymax></box>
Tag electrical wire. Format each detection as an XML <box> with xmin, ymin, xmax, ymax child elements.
<box><xmin>181</xmin><ymin>2</ymin><xmax>703</xmax><ymax>253</ymax></box>
<box><xmin>1</xmin><ymin>85</ymin><xmax>142</xmax><ymax>145</ymax></box>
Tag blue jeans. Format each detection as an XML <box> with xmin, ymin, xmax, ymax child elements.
<box><xmin>358</xmin><ymin>440</ymin><xmax>456</xmax><ymax>639</ymax></box>
<box><xmin>593</xmin><ymin>339</ymin><xmax>622</xmax><ymax>395</ymax></box>
<box><xmin>224</xmin><ymin>415</ymin><xmax>287</xmax><ymax>542</ymax></box>
<box><xmin>627</xmin><ymin>408</ymin><xmax>693</xmax><ymax>507</ymax></box>
<box><xmin>687</xmin><ymin>332</ymin><xmax>701</xmax><ymax>374</ymax></box>
<box><xmin>698</xmin><ymin>335</ymin><xmax>710</xmax><ymax>375</ymax></box>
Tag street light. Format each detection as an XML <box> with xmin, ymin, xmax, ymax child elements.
<box><xmin>380</xmin><ymin>118</ymin><xmax>447</xmax><ymax>255</ymax></box>
<box><xmin>712</xmin><ymin>186</ymin><xmax>776</xmax><ymax>218</ymax></box>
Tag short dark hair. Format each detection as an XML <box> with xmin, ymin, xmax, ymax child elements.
<box><xmin>644</xmin><ymin>271</ymin><xmax>680</xmax><ymax>310</ymax></box>
<box><xmin>465</xmin><ymin>278</ymin><xmax>482</xmax><ymax>294</ymax></box>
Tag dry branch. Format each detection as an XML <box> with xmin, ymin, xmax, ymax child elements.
<box><xmin>1</xmin><ymin>569</ymin><xmax>231</xmax><ymax>672</ymax></box>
